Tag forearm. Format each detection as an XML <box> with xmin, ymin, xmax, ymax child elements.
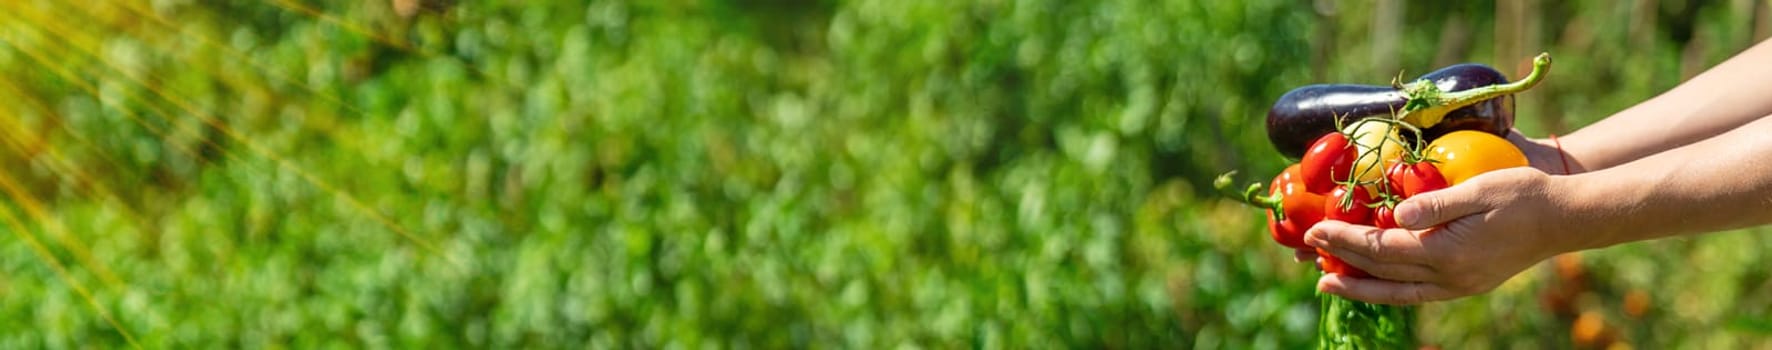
<box><xmin>1558</xmin><ymin>39</ymin><xmax>1772</xmax><ymax>171</ymax></box>
<box><xmin>1556</xmin><ymin>114</ymin><xmax>1772</xmax><ymax>251</ymax></box>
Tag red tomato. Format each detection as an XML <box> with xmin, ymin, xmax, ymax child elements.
<box><xmin>1324</xmin><ymin>184</ymin><xmax>1373</xmax><ymax>224</ymax></box>
<box><xmin>1299</xmin><ymin>133</ymin><xmax>1354</xmax><ymax>193</ymax></box>
<box><xmin>1317</xmin><ymin>249</ymin><xmax>1371</xmax><ymax>278</ymax></box>
<box><xmin>1384</xmin><ymin>161</ymin><xmax>1408</xmax><ymax>196</ymax></box>
<box><xmin>1385</xmin><ymin>161</ymin><xmax>1450</xmax><ymax>198</ymax></box>
<box><xmin>1374</xmin><ymin>205</ymin><xmax>1398</xmax><ymax>229</ymax></box>
<box><xmin>1267</xmin><ymin>165</ymin><xmax>1326</xmax><ymax>249</ymax></box>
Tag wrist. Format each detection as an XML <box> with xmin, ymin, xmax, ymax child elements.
<box><xmin>1546</xmin><ymin>168</ymin><xmax>1650</xmax><ymax>252</ymax></box>
<box><xmin>1540</xmin><ymin>174</ymin><xmax>1603</xmax><ymax>253</ymax></box>
<box><xmin>1508</xmin><ymin>132</ymin><xmax>1586</xmax><ymax>175</ymax></box>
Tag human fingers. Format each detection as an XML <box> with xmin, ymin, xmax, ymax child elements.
<box><xmin>1305</xmin><ymin>220</ymin><xmax>1433</xmax><ymax>265</ymax></box>
<box><xmin>1317</xmin><ymin>273</ymin><xmax>1459</xmax><ymax>305</ymax></box>
<box><xmin>1393</xmin><ymin>178</ymin><xmax>1498</xmax><ymax>230</ymax></box>
<box><xmin>1309</xmin><ymin>246</ymin><xmax>1438</xmax><ymax>282</ymax></box>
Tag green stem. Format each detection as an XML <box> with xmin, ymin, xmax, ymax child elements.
<box><xmin>1436</xmin><ymin>53</ymin><xmax>1552</xmax><ymax>104</ymax></box>
<box><xmin>1213</xmin><ymin>171</ymin><xmax>1283</xmax><ymax>211</ymax></box>
<box><xmin>1401</xmin><ymin>52</ymin><xmax>1552</xmax><ymax>128</ymax></box>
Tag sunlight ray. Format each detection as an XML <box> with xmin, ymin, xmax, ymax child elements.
<box><xmin>252</xmin><ymin>0</ymin><xmax>508</xmax><ymax>91</ymax></box>
<box><xmin>0</xmin><ymin>171</ymin><xmax>141</xmax><ymax>349</ymax></box>
<box><xmin>76</xmin><ymin>0</ymin><xmax>378</xmax><ymax>162</ymax></box>
<box><xmin>0</xmin><ymin>17</ymin><xmax>203</xmax><ymax>161</ymax></box>
<box><xmin>262</xmin><ymin>0</ymin><xmax>425</xmax><ymax>54</ymax></box>
<box><xmin>0</xmin><ymin>108</ymin><xmax>128</xmax><ymax>290</ymax></box>
<box><xmin>3</xmin><ymin>4</ymin><xmax>458</xmax><ymax>267</ymax></box>
<box><xmin>0</xmin><ymin>78</ymin><xmax>160</xmax><ymax>240</ymax></box>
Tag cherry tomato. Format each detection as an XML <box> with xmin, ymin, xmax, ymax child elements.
<box><xmin>1373</xmin><ymin>205</ymin><xmax>1398</xmax><ymax>229</ymax></box>
<box><xmin>1385</xmin><ymin>161</ymin><xmax>1450</xmax><ymax>198</ymax></box>
<box><xmin>1267</xmin><ymin>165</ymin><xmax>1326</xmax><ymax>249</ymax></box>
<box><xmin>1425</xmin><ymin>131</ymin><xmax>1528</xmax><ymax>185</ymax></box>
<box><xmin>1345</xmin><ymin>119</ymin><xmax>1406</xmax><ymax>184</ymax></box>
<box><xmin>1324</xmin><ymin>184</ymin><xmax>1373</xmax><ymax>224</ymax></box>
<box><xmin>1317</xmin><ymin>249</ymin><xmax>1371</xmax><ymax>278</ymax></box>
<box><xmin>1299</xmin><ymin>133</ymin><xmax>1354</xmax><ymax>193</ymax></box>
<box><xmin>1383</xmin><ymin>161</ymin><xmax>1409</xmax><ymax>197</ymax></box>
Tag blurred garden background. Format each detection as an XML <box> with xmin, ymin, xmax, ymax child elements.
<box><xmin>0</xmin><ymin>0</ymin><xmax>1770</xmax><ymax>348</ymax></box>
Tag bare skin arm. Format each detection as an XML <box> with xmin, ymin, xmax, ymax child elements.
<box><xmin>1306</xmin><ymin>113</ymin><xmax>1772</xmax><ymax>304</ymax></box>
<box><xmin>1551</xmin><ymin>39</ymin><xmax>1772</xmax><ymax>172</ymax></box>
<box><xmin>1407</xmin><ymin>39</ymin><xmax>1772</xmax><ymax>184</ymax></box>
<box><xmin>1288</xmin><ymin>38</ymin><xmax>1772</xmax><ymax>298</ymax></box>
<box><xmin>1291</xmin><ymin>40</ymin><xmax>1772</xmax><ymax>263</ymax></box>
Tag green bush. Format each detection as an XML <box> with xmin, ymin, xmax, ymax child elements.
<box><xmin>0</xmin><ymin>0</ymin><xmax>1768</xmax><ymax>348</ymax></box>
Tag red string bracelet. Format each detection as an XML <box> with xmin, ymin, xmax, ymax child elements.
<box><xmin>1549</xmin><ymin>133</ymin><xmax>1572</xmax><ymax>175</ymax></box>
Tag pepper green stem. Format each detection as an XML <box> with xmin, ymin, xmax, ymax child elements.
<box><xmin>1400</xmin><ymin>52</ymin><xmax>1552</xmax><ymax>128</ymax></box>
<box><xmin>1214</xmin><ymin>171</ymin><xmax>1284</xmax><ymax>217</ymax></box>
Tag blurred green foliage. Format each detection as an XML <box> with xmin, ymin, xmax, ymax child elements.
<box><xmin>0</xmin><ymin>0</ymin><xmax>1769</xmax><ymax>348</ymax></box>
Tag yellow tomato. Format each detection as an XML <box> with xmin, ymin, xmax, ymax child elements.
<box><xmin>1343</xmin><ymin>119</ymin><xmax>1405</xmax><ymax>184</ymax></box>
<box><xmin>1424</xmin><ymin>131</ymin><xmax>1528</xmax><ymax>185</ymax></box>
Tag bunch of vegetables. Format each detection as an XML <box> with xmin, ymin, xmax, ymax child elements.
<box><xmin>1218</xmin><ymin>53</ymin><xmax>1553</xmax><ymax>348</ymax></box>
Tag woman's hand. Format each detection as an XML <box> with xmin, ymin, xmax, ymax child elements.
<box><xmin>1291</xmin><ymin>39</ymin><xmax>1772</xmax><ymax>304</ymax></box>
<box><xmin>1290</xmin><ymin>129</ymin><xmax>1576</xmax><ymax>265</ymax></box>
<box><xmin>1506</xmin><ymin>130</ymin><xmax>1584</xmax><ymax>175</ymax></box>
<box><xmin>1303</xmin><ymin>167</ymin><xmax>1579</xmax><ymax>304</ymax></box>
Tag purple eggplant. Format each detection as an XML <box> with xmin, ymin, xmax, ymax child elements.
<box><xmin>1264</xmin><ymin>84</ymin><xmax>1410</xmax><ymax>159</ymax></box>
<box><xmin>1418</xmin><ymin>64</ymin><xmax>1516</xmax><ymax>142</ymax></box>
<box><xmin>1265</xmin><ymin>54</ymin><xmax>1550</xmax><ymax>158</ymax></box>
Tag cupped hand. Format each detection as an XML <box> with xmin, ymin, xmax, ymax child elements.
<box><xmin>1290</xmin><ymin>130</ymin><xmax>1577</xmax><ymax>265</ymax></box>
<box><xmin>1303</xmin><ymin>167</ymin><xmax>1581</xmax><ymax>304</ymax></box>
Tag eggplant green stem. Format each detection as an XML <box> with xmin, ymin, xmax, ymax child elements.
<box><xmin>1401</xmin><ymin>52</ymin><xmax>1552</xmax><ymax>127</ymax></box>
